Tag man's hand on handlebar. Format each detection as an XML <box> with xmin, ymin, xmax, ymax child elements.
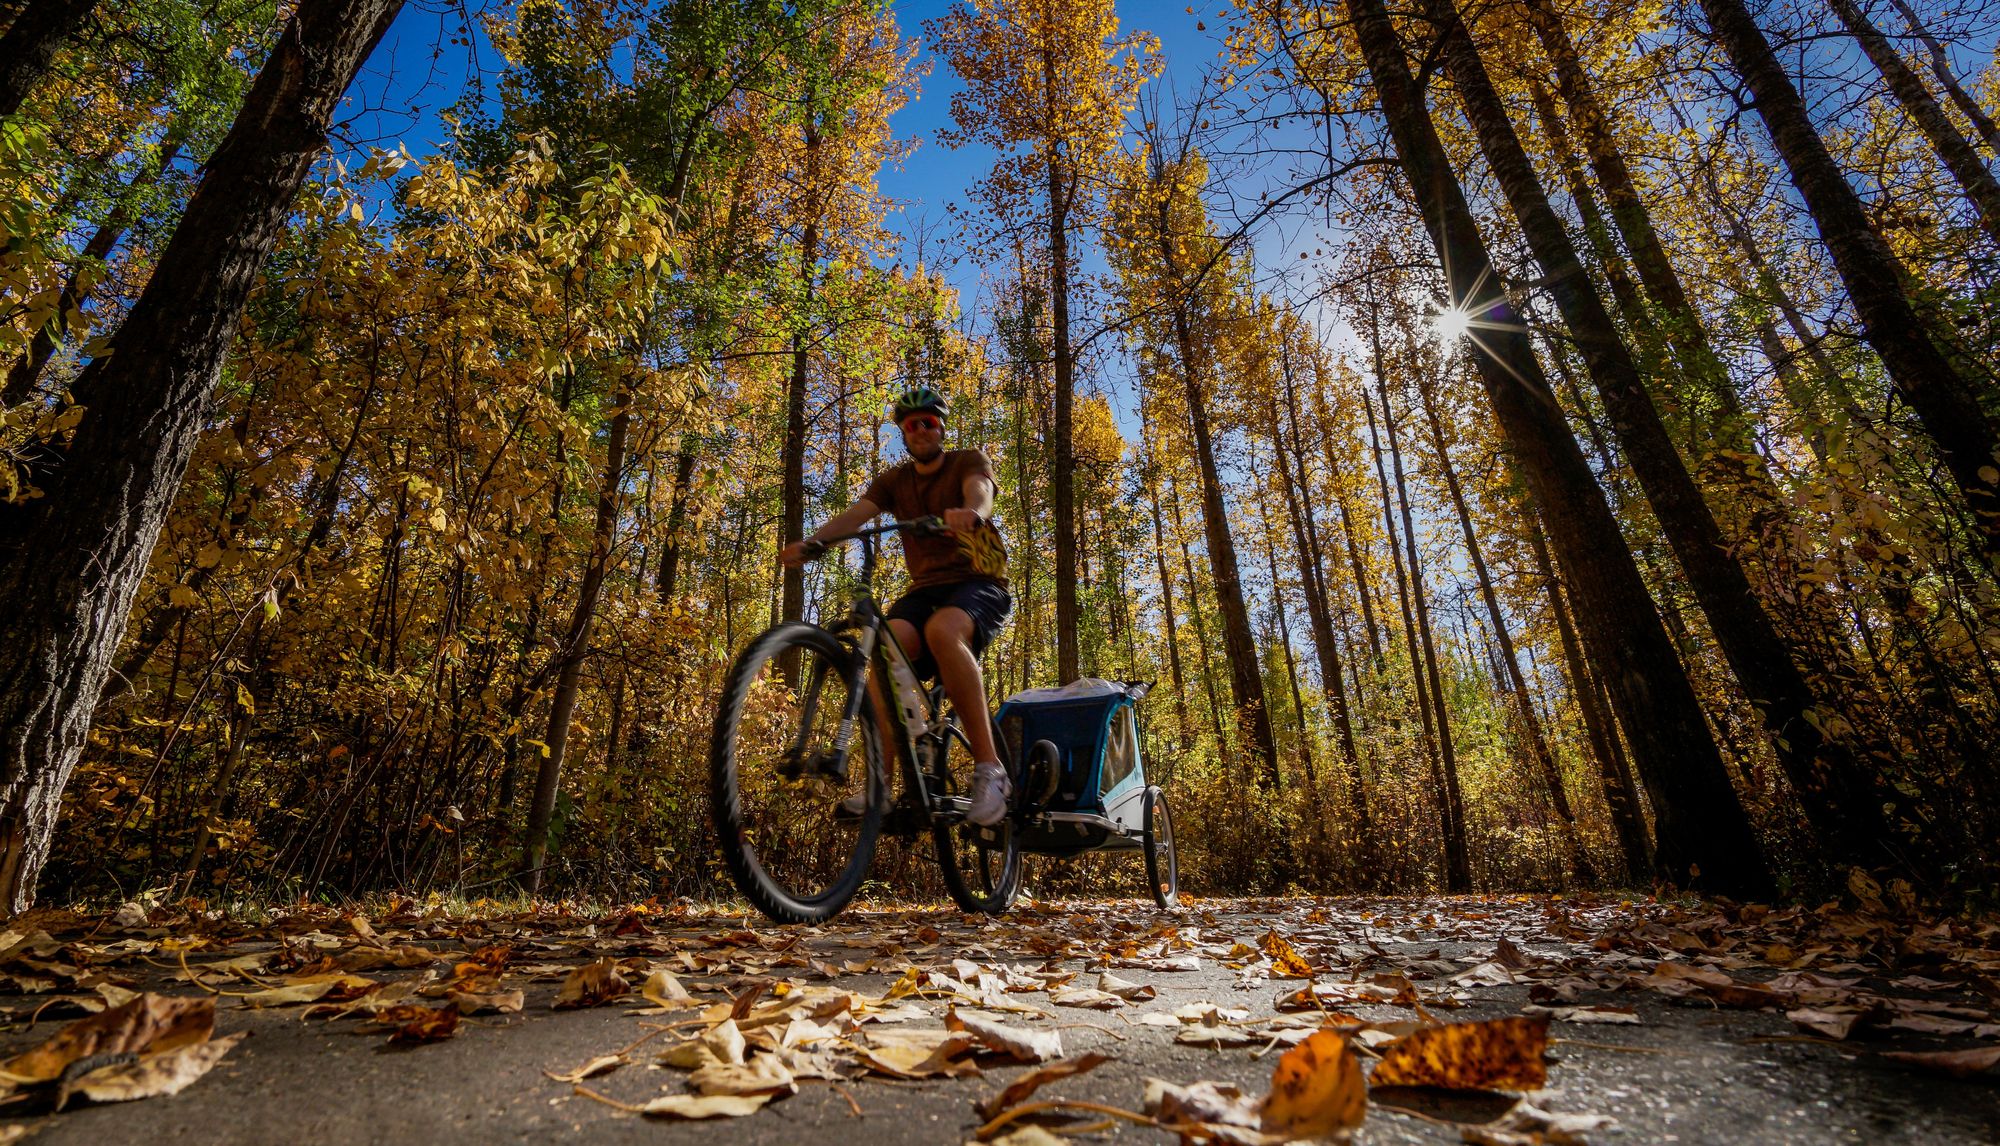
<box><xmin>943</xmin><ymin>508</ymin><xmax>982</xmax><ymax>535</ymax></box>
<box><xmin>778</xmin><ymin>538</ymin><xmax>826</xmax><ymax>568</ymax></box>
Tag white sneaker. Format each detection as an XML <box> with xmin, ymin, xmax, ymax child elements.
<box><xmin>966</xmin><ymin>761</ymin><xmax>1011</xmax><ymax>827</ymax></box>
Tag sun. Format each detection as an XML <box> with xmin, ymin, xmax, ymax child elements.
<box><xmin>1432</xmin><ymin>305</ymin><xmax>1473</xmax><ymax>347</ymax></box>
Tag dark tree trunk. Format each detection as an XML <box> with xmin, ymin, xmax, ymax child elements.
<box><xmin>1884</xmin><ymin>0</ymin><xmax>2000</xmax><ymax>153</ymax></box>
<box><xmin>1339</xmin><ymin>0</ymin><xmax>1772</xmax><ymax>896</ymax></box>
<box><xmin>1170</xmin><ymin>296</ymin><xmax>1280</xmax><ymax>788</ymax></box>
<box><xmin>1527</xmin><ymin>517</ymin><xmax>1651</xmax><ymax>879</ymax></box>
<box><xmin>522</xmin><ymin>390</ymin><xmax>631</xmax><ymax>893</ymax></box>
<box><xmin>1379</xmin><ymin>374</ymin><xmax>1471</xmax><ymax>891</ymax></box>
<box><xmin>782</xmin><ymin>106</ymin><xmax>823</xmax><ymax>652</ymax></box>
<box><xmin>1430</xmin><ymin>0</ymin><xmax>1914</xmax><ymax>877</ymax></box>
<box><xmin>0</xmin><ymin>0</ymin><xmax>96</xmax><ymax>120</ymax></box>
<box><xmin>1046</xmin><ymin>55</ymin><xmax>1079</xmax><ymax>685</ymax></box>
<box><xmin>0</xmin><ymin>0</ymin><xmax>401</xmax><ymax>913</ymax></box>
<box><xmin>1415</xmin><ymin>368</ymin><xmax>1594</xmax><ymax>883</ymax></box>
<box><xmin>1168</xmin><ymin>475</ymin><xmax>1231</xmax><ymax>754</ymax></box>
<box><xmin>1312</xmin><ymin>381</ymin><xmax>1384</xmax><ymax>666</ymax></box>
<box><xmin>1697</xmin><ymin>0</ymin><xmax>2000</xmax><ymax>552</ymax></box>
<box><xmin>1273</xmin><ymin>344</ymin><xmax>1363</xmax><ymax>823</ymax></box>
<box><xmin>1829</xmin><ymin>0</ymin><xmax>2000</xmax><ymax>244</ymax></box>
<box><xmin>1145</xmin><ymin>450</ymin><xmax>1194</xmax><ymax>750</ymax></box>
<box><xmin>5</xmin><ymin>124</ymin><xmax>187</xmax><ymax>406</ymax></box>
<box><xmin>655</xmin><ymin>438</ymin><xmax>698</xmax><ymax>604</ymax></box>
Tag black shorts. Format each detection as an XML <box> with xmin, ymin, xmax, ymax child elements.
<box><xmin>886</xmin><ymin>578</ymin><xmax>1011</xmax><ymax>679</ymax></box>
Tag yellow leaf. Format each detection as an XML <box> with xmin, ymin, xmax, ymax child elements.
<box><xmin>1261</xmin><ymin>1029</ymin><xmax>1365</xmax><ymax>1140</ymax></box>
<box><xmin>1369</xmin><ymin>1016</ymin><xmax>1549</xmax><ymax>1091</ymax></box>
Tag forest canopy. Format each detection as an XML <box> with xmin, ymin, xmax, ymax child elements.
<box><xmin>0</xmin><ymin>0</ymin><xmax>1995</xmax><ymax>913</ymax></box>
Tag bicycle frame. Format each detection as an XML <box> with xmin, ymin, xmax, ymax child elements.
<box><xmin>815</xmin><ymin>524</ymin><xmax>975</xmax><ymax>828</ymax></box>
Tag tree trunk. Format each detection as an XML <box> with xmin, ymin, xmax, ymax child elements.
<box><xmin>522</xmin><ymin>388</ymin><xmax>632</xmax><ymax>893</ymax></box>
<box><xmin>1311</xmin><ymin>379</ymin><xmax>1383</xmax><ymax>665</ymax></box>
<box><xmin>1379</xmin><ymin>374</ymin><xmax>1471</xmax><ymax>891</ymax></box>
<box><xmin>1884</xmin><ymin>0</ymin><xmax>2000</xmax><ymax>153</ymax></box>
<box><xmin>1145</xmin><ymin>450</ymin><xmax>1194</xmax><ymax>750</ymax></box>
<box><xmin>1047</xmin><ymin>55</ymin><xmax>1079</xmax><ymax>685</ymax></box>
<box><xmin>0</xmin><ymin>0</ymin><xmax>401</xmax><ymax>914</ymax></box>
<box><xmin>1171</xmin><ymin>295</ymin><xmax>1280</xmax><ymax>789</ymax></box>
<box><xmin>656</xmin><ymin>437</ymin><xmax>698</xmax><ymax>604</ymax></box>
<box><xmin>1415</xmin><ymin>368</ymin><xmax>1593</xmax><ymax>883</ymax></box>
<box><xmin>0</xmin><ymin>0</ymin><xmax>96</xmax><ymax>120</ymax></box>
<box><xmin>5</xmin><ymin>123</ymin><xmax>187</xmax><ymax>405</ymax></box>
<box><xmin>1528</xmin><ymin>516</ymin><xmax>1650</xmax><ymax>878</ymax></box>
<box><xmin>1273</xmin><ymin>344</ymin><xmax>1363</xmax><ymax>820</ymax></box>
<box><xmin>1431</xmin><ymin>0</ymin><xmax>1915</xmax><ymax>877</ymax></box>
<box><xmin>1168</xmin><ymin>474</ymin><xmax>1230</xmax><ymax>754</ymax></box>
<box><xmin>1697</xmin><ymin>0</ymin><xmax>2000</xmax><ymax>552</ymax></box>
<box><xmin>1340</xmin><ymin>0</ymin><xmax>1771</xmax><ymax>896</ymax></box>
<box><xmin>1828</xmin><ymin>0</ymin><xmax>2000</xmax><ymax>243</ymax></box>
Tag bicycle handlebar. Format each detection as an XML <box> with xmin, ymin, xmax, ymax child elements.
<box><xmin>799</xmin><ymin>515</ymin><xmax>949</xmax><ymax>560</ymax></box>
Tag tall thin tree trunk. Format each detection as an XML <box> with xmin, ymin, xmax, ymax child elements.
<box><xmin>1528</xmin><ymin>517</ymin><xmax>1650</xmax><ymax>878</ymax></box>
<box><xmin>5</xmin><ymin>124</ymin><xmax>187</xmax><ymax>405</ymax></box>
<box><xmin>1046</xmin><ymin>55</ymin><xmax>1080</xmax><ymax>685</ymax></box>
<box><xmin>1884</xmin><ymin>0</ymin><xmax>2000</xmax><ymax>153</ymax></box>
<box><xmin>523</xmin><ymin>387</ymin><xmax>632</xmax><ymax>892</ymax></box>
<box><xmin>1430</xmin><ymin>0</ymin><xmax>1914</xmax><ymax>877</ymax></box>
<box><xmin>0</xmin><ymin>0</ymin><xmax>402</xmax><ymax>912</ymax></box>
<box><xmin>1272</xmin><ymin>346</ymin><xmax>1362</xmax><ymax>817</ymax></box>
<box><xmin>1697</xmin><ymin>0</ymin><xmax>2000</xmax><ymax>552</ymax></box>
<box><xmin>1380</xmin><ymin>374</ymin><xmax>1471</xmax><ymax>891</ymax></box>
<box><xmin>1168</xmin><ymin>474</ymin><xmax>1230</xmax><ymax>753</ymax></box>
<box><xmin>1338</xmin><ymin>0</ymin><xmax>1772</xmax><ymax>895</ymax></box>
<box><xmin>1415</xmin><ymin>368</ymin><xmax>1593</xmax><ymax>883</ymax></box>
<box><xmin>1829</xmin><ymin>0</ymin><xmax>2000</xmax><ymax>244</ymax></box>
<box><xmin>1145</xmin><ymin>452</ymin><xmax>1194</xmax><ymax>750</ymax></box>
<box><xmin>0</xmin><ymin>0</ymin><xmax>97</xmax><ymax>120</ymax></box>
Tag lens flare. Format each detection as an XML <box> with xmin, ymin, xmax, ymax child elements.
<box><xmin>1432</xmin><ymin>305</ymin><xmax>1473</xmax><ymax>346</ymax></box>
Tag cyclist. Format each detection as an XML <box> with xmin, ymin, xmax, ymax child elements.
<box><xmin>778</xmin><ymin>385</ymin><xmax>1013</xmax><ymax>826</ymax></box>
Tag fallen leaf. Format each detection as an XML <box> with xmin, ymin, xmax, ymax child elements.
<box><xmin>554</xmin><ymin>959</ymin><xmax>630</xmax><ymax>1009</ymax></box>
<box><xmin>1260</xmin><ymin>1029</ymin><xmax>1364</xmax><ymax>1141</ymax></box>
<box><xmin>0</xmin><ymin>995</ymin><xmax>214</xmax><ymax>1084</ymax></box>
<box><xmin>1369</xmin><ymin>1016</ymin><xmax>1549</xmax><ymax>1091</ymax></box>
<box><xmin>545</xmin><ymin>1053</ymin><xmax>627</xmax><ymax>1083</ymax></box>
<box><xmin>1144</xmin><ymin>1077</ymin><xmax>1264</xmax><ymax>1143</ymax></box>
<box><xmin>852</xmin><ymin>1028</ymin><xmax>981</xmax><ymax>1079</ymax></box>
<box><xmin>1098</xmin><ymin>972</ymin><xmax>1156</xmax><ymax>1001</ymax></box>
<box><xmin>1879</xmin><ymin>1046</ymin><xmax>2000</xmax><ymax>1078</ymax></box>
<box><xmin>446</xmin><ymin>986</ymin><xmax>524</xmax><ymax>1015</ymax></box>
<box><xmin>949</xmin><ymin>1009</ymin><xmax>1064</xmax><ymax>1062</ymax></box>
<box><xmin>641</xmin><ymin>969</ymin><xmax>696</xmax><ymax>1009</ymax></box>
<box><xmin>1785</xmin><ymin>1007</ymin><xmax>1873</xmax><ymax>1040</ymax></box>
<box><xmin>1522</xmin><ymin>1004</ymin><xmax>1640</xmax><ymax>1026</ymax></box>
<box><xmin>639</xmin><ymin>1092</ymin><xmax>773</xmax><ymax>1119</ymax></box>
<box><xmin>1050</xmin><ymin>987</ymin><xmax>1124</xmax><ymax>1010</ymax></box>
<box><xmin>57</xmin><ymin>1030</ymin><xmax>248</xmax><ymax>1110</ymax></box>
<box><xmin>976</xmin><ymin>1051</ymin><xmax>1113</xmax><ymax>1120</ymax></box>
<box><xmin>1260</xmin><ymin>930</ymin><xmax>1316</xmax><ymax>979</ymax></box>
<box><xmin>704</xmin><ymin>1018</ymin><xmax>747</xmax><ymax>1066</ymax></box>
<box><xmin>690</xmin><ymin>1053</ymin><xmax>797</xmax><ymax>1097</ymax></box>
<box><xmin>364</xmin><ymin>1003</ymin><xmax>460</xmax><ymax>1045</ymax></box>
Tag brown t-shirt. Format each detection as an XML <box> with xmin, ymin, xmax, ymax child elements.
<box><xmin>860</xmin><ymin>449</ymin><xmax>1009</xmax><ymax>589</ymax></box>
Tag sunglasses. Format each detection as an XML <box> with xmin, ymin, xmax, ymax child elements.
<box><xmin>899</xmin><ymin>414</ymin><xmax>943</xmax><ymax>433</ymax></box>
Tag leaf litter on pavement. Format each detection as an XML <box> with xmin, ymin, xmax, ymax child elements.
<box><xmin>0</xmin><ymin>887</ymin><xmax>1990</xmax><ymax>1139</ymax></box>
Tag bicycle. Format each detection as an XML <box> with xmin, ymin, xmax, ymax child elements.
<box><xmin>709</xmin><ymin>516</ymin><xmax>1023</xmax><ymax>924</ymax></box>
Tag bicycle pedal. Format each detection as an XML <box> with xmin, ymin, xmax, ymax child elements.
<box><xmin>881</xmin><ymin>801</ymin><xmax>928</xmax><ymax>838</ymax></box>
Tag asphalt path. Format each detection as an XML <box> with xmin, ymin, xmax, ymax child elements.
<box><xmin>2</xmin><ymin>897</ymin><xmax>1994</xmax><ymax>1144</ymax></box>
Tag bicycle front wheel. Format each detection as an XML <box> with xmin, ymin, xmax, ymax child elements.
<box><xmin>711</xmin><ymin>622</ymin><xmax>885</xmax><ymax>924</ymax></box>
<box><xmin>934</xmin><ymin>714</ymin><xmax>1023</xmax><ymax>915</ymax></box>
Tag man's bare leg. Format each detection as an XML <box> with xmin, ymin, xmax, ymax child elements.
<box><xmin>924</xmin><ymin>607</ymin><xmax>997</xmax><ymax>762</ymax></box>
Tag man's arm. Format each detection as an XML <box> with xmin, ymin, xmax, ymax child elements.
<box><xmin>944</xmin><ymin>471</ymin><xmax>996</xmax><ymax>535</ymax></box>
<box><xmin>780</xmin><ymin>498</ymin><xmax>881</xmax><ymax>567</ymax></box>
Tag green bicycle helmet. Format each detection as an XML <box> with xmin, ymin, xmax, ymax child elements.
<box><xmin>889</xmin><ymin>384</ymin><xmax>948</xmax><ymax>423</ymax></box>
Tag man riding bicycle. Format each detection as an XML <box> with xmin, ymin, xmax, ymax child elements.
<box><xmin>778</xmin><ymin>385</ymin><xmax>1014</xmax><ymax>826</ymax></box>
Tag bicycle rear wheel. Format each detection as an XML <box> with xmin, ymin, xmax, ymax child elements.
<box><xmin>711</xmin><ymin>622</ymin><xmax>884</xmax><ymax>923</ymax></box>
<box><xmin>934</xmin><ymin>714</ymin><xmax>1022</xmax><ymax>915</ymax></box>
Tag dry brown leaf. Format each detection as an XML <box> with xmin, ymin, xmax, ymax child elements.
<box><xmin>0</xmin><ymin>994</ymin><xmax>214</xmax><ymax>1085</ymax></box>
<box><xmin>1369</xmin><ymin>1015</ymin><xmax>1549</xmax><ymax>1091</ymax></box>
<box><xmin>1879</xmin><ymin>1046</ymin><xmax>2000</xmax><ymax>1078</ymax></box>
<box><xmin>1260</xmin><ymin>1029</ymin><xmax>1365</xmax><ymax>1141</ymax></box>
<box><xmin>703</xmin><ymin>1018</ymin><xmax>747</xmax><ymax>1066</ymax></box>
<box><xmin>1785</xmin><ymin>1007</ymin><xmax>1873</xmax><ymax>1040</ymax></box>
<box><xmin>365</xmin><ymin>1003</ymin><xmax>460</xmax><ymax>1045</ymax></box>
<box><xmin>446</xmin><ymin>986</ymin><xmax>524</xmax><ymax>1015</ymax></box>
<box><xmin>1098</xmin><ymin>972</ymin><xmax>1156</xmax><ymax>1001</ymax></box>
<box><xmin>1523</xmin><ymin>1004</ymin><xmax>1640</xmax><ymax>1026</ymax></box>
<box><xmin>234</xmin><ymin>974</ymin><xmax>377</xmax><ymax>1009</ymax></box>
<box><xmin>639</xmin><ymin>1092</ymin><xmax>773</xmax><ymax>1119</ymax></box>
<box><xmin>690</xmin><ymin>1053</ymin><xmax>797</xmax><ymax>1097</ymax></box>
<box><xmin>1145</xmin><ymin>1077</ymin><xmax>1266</xmax><ymax>1144</ymax></box>
<box><xmin>949</xmin><ymin>1009</ymin><xmax>1064</xmax><ymax>1062</ymax></box>
<box><xmin>975</xmin><ymin>1051</ymin><xmax>1113</xmax><ymax>1120</ymax></box>
<box><xmin>852</xmin><ymin>1028</ymin><xmax>982</xmax><ymax>1079</ymax></box>
<box><xmin>553</xmin><ymin>958</ymin><xmax>630</xmax><ymax>1009</ymax></box>
<box><xmin>1050</xmin><ymin>987</ymin><xmax>1125</xmax><ymax>1010</ymax></box>
<box><xmin>545</xmin><ymin>1053</ymin><xmax>627</xmax><ymax>1083</ymax></box>
<box><xmin>641</xmin><ymin>969</ymin><xmax>696</xmax><ymax>1009</ymax></box>
<box><xmin>56</xmin><ymin>1031</ymin><xmax>248</xmax><ymax>1110</ymax></box>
